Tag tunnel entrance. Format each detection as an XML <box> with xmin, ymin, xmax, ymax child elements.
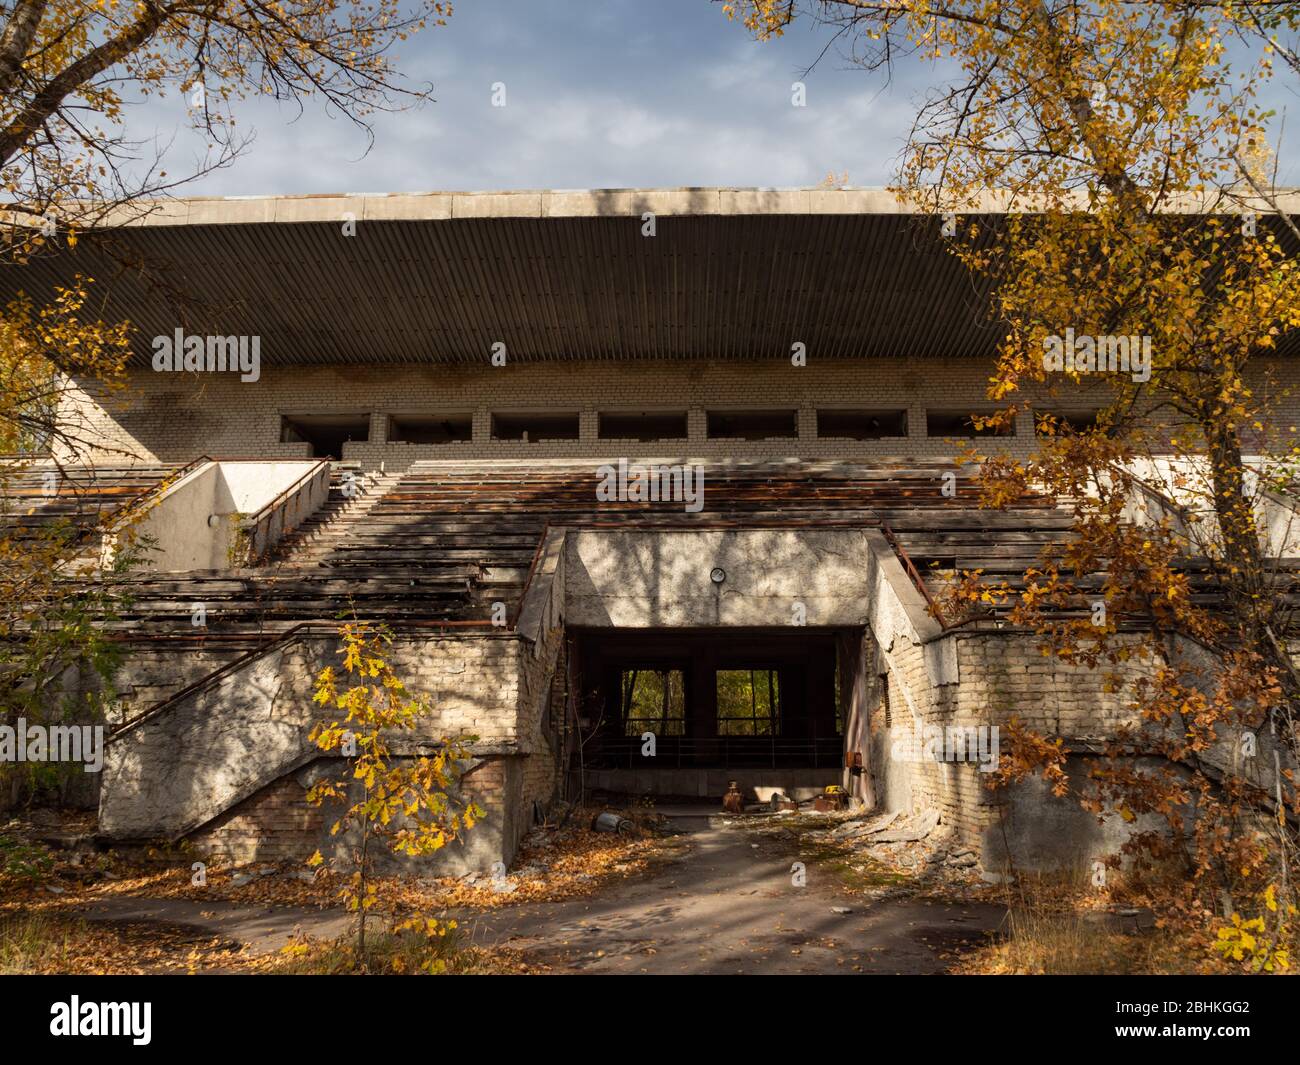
<box><xmin>572</xmin><ymin>628</ymin><xmax>862</xmax><ymax>802</ymax></box>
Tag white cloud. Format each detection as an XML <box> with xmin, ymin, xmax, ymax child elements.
<box><xmin>102</xmin><ymin>2</ymin><xmax>1299</xmax><ymax>197</ymax></box>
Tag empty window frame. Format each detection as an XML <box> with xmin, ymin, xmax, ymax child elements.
<box><xmin>598</xmin><ymin>410</ymin><xmax>689</xmax><ymax>441</ymax></box>
<box><xmin>490</xmin><ymin>411</ymin><xmax>580</xmax><ymax>442</ymax></box>
<box><xmin>388</xmin><ymin>413</ymin><xmax>473</xmax><ymax>444</ymax></box>
<box><xmin>816</xmin><ymin>408</ymin><xmax>908</xmax><ymax>439</ymax></box>
<box><xmin>1034</xmin><ymin>409</ymin><xmax>1103</xmax><ymax>436</ymax></box>
<box><xmin>280</xmin><ymin>414</ymin><xmax>370</xmax><ymax>459</ymax></box>
<box><xmin>619</xmin><ymin>668</ymin><xmax>686</xmax><ymax>737</ymax></box>
<box><xmin>706</xmin><ymin>409</ymin><xmax>798</xmax><ymax>441</ymax></box>
<box><xmin>925</xmin><ymin>410</ymin><xmax>1014</xmax><ymax>437</ymax></box>
<box><xmin>716</xmin><ymin>669</ymin><xmax>781</xmax><ymax>736</ymax></box>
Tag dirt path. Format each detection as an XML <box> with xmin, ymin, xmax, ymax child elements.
<box><xmin>72</xmin><ymin>895</ymin><xmax>353</xmax><ymax>958</ymax></box>
<box><xmin>73</xmin><ymin>811</ymin><xmax>1005</xmax><ymax>973</ymax></box>
<box><xmin>457</xmin><ymin>810</ymin><xmax>1005</xmax><ymax>974</ymax></box>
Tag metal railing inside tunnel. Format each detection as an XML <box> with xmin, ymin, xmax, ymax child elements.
<box><xmin>583</xmin><ymin>735</ymin><xmax>844</xmax><ymax>770</ymax></box>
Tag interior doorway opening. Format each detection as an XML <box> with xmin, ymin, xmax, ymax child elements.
<box><xmin>575</xmin><ymin>630</ymin><xmax>846</xmax><ymax>778</ymax></box>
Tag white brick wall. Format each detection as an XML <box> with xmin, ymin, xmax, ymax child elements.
<box><xmin>63</xmin><ymin>355</ymin><xmax>1300</xmax><ymax>469</ymax></box>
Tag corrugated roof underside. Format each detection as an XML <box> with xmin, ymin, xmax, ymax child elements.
<box><xmin>10</xmin><ymin>212</ymin><xmax>1296</xmax><ymax>367</ymax></box>
<box><xmin>9</xmin><ymin>214</ymin><xmax>1005</xmax><ymax>366</ymax></box>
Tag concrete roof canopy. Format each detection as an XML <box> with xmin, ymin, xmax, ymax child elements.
<box><xmin>6</xmin><ymin>186</ymin><xmax>1300</xmax><ymax>368</ymax></box>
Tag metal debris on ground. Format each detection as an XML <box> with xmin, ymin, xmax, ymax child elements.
<box><xmin>591</xmin><ymin>811</ymin><xmax>635</xmax><ymax>835</ymax></box>
<box><xmin>813</xmin><ymin>785</ymin><xmax>848</xmax><ymax>813</ymax></box>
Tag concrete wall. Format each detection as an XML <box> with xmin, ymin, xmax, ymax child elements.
<box><xmin>106</xmin><ymin>459</ymin><xmax>325</xmax><ymax>571</ymax></box>
<box><xmin>1125</xmin><ymin>454</ymin><xmax>1300</xmax><ymax>556</ymax></box>
<box><xmin>111</xmin><ymin>461</ymin><xmax>225</xmax><ymax>571</ymax></box>
<box><xmin>980</xmin><ymin>755</ymin><xmax>1175</xmax><ymax>874</ymax></box>
<box><xmin>564</xmin><ymin>528</ymin><xmax>877</xmax><ymax>628</ymax></box>
<box><xmin>188</xmin><ymin>755</ymin><xmax>520</xmax><ymax>876</ymax></box>
<box><xmin>239</xmin><ymin>461</ymin><xmax>330</xmax><ymax>563</ymax></box>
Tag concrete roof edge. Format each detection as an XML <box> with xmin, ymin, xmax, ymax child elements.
<box><xmin>81</xmin><ymin>186</ymin><xmax>1300</xmax><ymax>228</ymax></box>
<box><xmin>97</xmin><ymin>187</ymin><xmax>899</xmax><ymax>226</ymax></box>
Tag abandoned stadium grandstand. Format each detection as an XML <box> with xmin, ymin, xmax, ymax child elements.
<box><xmin>4</xmin><ymin>187</ymin><xmax>1299</xmax><ymax>875</ymax></box>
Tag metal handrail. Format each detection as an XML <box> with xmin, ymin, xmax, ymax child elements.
<box><xmin>879</xmin><ymin>520</ymin><xmax>949</xmax><ymax>626</ymax></box>
<box><xmin>98</xmin><ymin>454</ymin><xmax>213</xmax><ymax>536</ymax></box>
<box><xmin>106</xmin><ymin>617</ymin><xmax>502</xmax><ymax>743</ymax></box>
<box><xmin>585</xmin><ymin>734</ymin><xmax>842</xmax><ymax>770</ymax></box>
<box><xmin>243</xmin><ymin>458</ymin><xmax>331</xmax><ymax>527</ymax></box>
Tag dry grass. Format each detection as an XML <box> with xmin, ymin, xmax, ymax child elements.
<box><xmin>973</xmin><ymin>907</ymin><xmax>1193</xmax><ymax>975</ymax></box>
<box><xmin>0</xmin><ymin>912</ymin><xmax>83</xmax><ymax>974</ymax></box>
<box><xmin>953</xmin><ymin>867</ymin><xmax>1199</xmax><ymax>975</ymax></box>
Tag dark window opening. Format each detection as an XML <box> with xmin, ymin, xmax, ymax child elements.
<box><xmin>1035</xmin><ymin>409</ymin><xmax>1104</xmax><ymax>436</ymax></box>
<box><xmin>817</xmin><ymin>409</ymin><xmax>908</xmax><ymax>439</ymax></box>
<box><xmin>582</xmin><ymin>632</ymin><xmax>840</xmax><ymax>769</ymax></box>
<box><xmin>280</xmin><ymin>414</ymin><xmax>370</xmax><ymax>459</ymax></box>
<box><xmin>598</xmin><ymin>410</ymin><xmax>688</xmax><ymax>441</ymax></box>
<box><xmin>619</xmin><ymin>668</ymin><xmax>686</xmax><ymax>737</ymax></box>
<box><xmin>716</xmin><ymin>669</ymin><xmax>781</xmax><ymax>736</ymax></box>
<box><xmin>491</xmin><ymin>411</ymin><xmax>580</xmax><ymax>442</ymax></box>
<box><xmin>706</xmin><ymin>409</ymin><xmax>797</xmax><ymax>440</ymax></box>
<box><xmin>925</xmin><ymin>410</ymin><xmax>1014</xmax><ymax>437</ymax></box>
<box><xmin>388</xmin><ymin>413</ymin><xmax>472</xmax><ymax>444</ymax></box>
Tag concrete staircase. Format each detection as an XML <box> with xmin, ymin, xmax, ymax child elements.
<box><xmin>268</xmin><ymin>464</ymin><xmax>402</xmax><ymax>567</ymax></box>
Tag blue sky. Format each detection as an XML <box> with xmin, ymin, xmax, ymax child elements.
<box><xmin>149</xmin><ymin>0</ymin><xmax>1300</xmax><ymax>196</ymax></box>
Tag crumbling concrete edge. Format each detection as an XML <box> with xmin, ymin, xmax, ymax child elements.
<box><xmin>861</xmin><ymin>528</ymin><xmax>957</xmax><ymax>687</ymax></box>
<box><xmin>514</xmin><ymin>526</ymin><xmax>567</xmax><ymax>653</ymax></box>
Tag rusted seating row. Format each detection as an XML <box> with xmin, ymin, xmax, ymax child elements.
<box><xmin>269</xmin><ymin>460</ymin><xmax>1075</xmax><ymax>623</ymax></box>
<box><xmin>0</xmin><ymin>462</ymin><xmax>181</xmax><ymax>541</ymax></box>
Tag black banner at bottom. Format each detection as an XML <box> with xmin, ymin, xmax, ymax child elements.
<box><xmin>1</xmin><ymin>973</ymin><xmax>1288</xmax><ymax>1050</ymax></box>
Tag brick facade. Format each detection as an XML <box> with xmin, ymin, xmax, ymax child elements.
<box><xmin>191</xmin><ymin>755</ymin><xmax>516</xmax><ymax>871</ymax></box>
<box><xmin>73</xmin><ymin>352</ymin><xmax>1300</xmax><ymax>874</ymax></box>
<box><xmin>62</xmin><ymin>355</ymin><xmax>1300</xmax><ymax>469</ymax></box>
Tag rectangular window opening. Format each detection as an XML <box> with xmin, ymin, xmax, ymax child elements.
<box><xmin>491</xmin><ymin>411</ymin><xmax>580</xmax><ymax>442</ymax></box>
<box><xmin>619</xmin><ymin>668</ymin><xmax>686</xmax><ymax>737</ymax></box>
<box><xmin>925</xmin><ymin>410</ymin><xmax>1013</xmax><ymax>438</ymax></box>
<box><xmin>598</xmin><ymin>410</ymin><xmax>688</xmax><ymax>441</ymax></box>
<box><xmin>715</xmin><ymin>669</ymin><xmax>781</xmax><ymax>736</ymax></box>
<box><xmin>280</xmin><ymin>414</ymin><xmax>370</xmax><ymax>459</ymax></box>
<box><xmin>388</xmin><ymin>413</ymin><xmax>472</xmax><ymax>444</ymax></box>
<box><xmin>817</xmin><ymin>409</ymin><xmax>908</xmax><ymax>440</ymax></box>
<box><xmin>706</xmin><ymin>409</ymin><xmax>797</xmax><ymax>441</ymax></box>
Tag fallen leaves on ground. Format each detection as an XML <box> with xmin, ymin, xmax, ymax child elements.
<box><xmin>249</xmin><ymin>930</ymin><xmax>537</xmax><ymax>975</ymax></box>
<box><xmin>0</xmin><ymin>911</ymin><xmax>252</xmax><ymax>975</ymax></box>
<box><xmin>0</xmin><ymin>806</ymin><xmax>686</xmax><ymax>977</ymax></box>
<box><xmin>429</xmin><ymin>821</ymin><xmax>686</xmax><ymax>909</ymax></box>
<box><xmin>4</xmin><ymin>814</ymin><xmax>682</xmax><ymax>912</ymax></box>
